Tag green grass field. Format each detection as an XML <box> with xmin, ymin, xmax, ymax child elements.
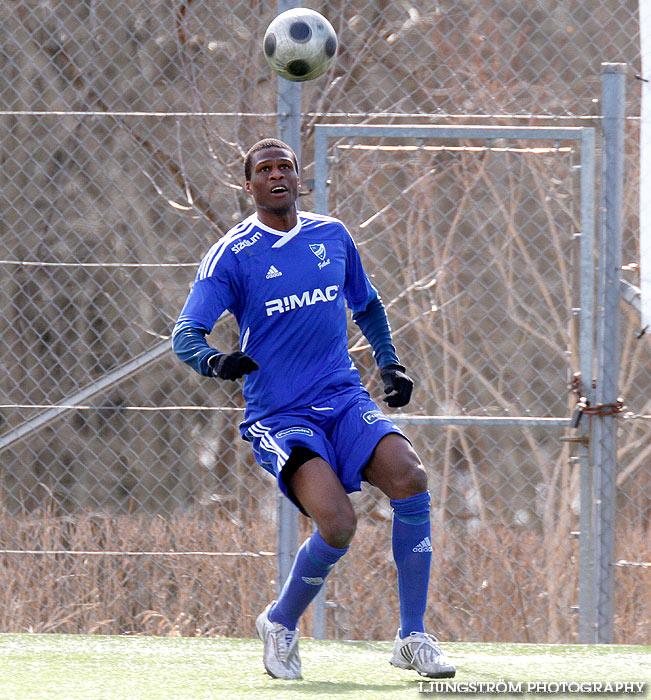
<box><xmin>0</xmin><ymin>634</ymin><xmax>648</xmax><ymax>700</ymax></box>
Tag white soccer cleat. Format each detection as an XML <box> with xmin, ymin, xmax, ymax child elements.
<box><xmin>390</xmin><ymin>631</ymin><xmax>456</xmax><ymax>678</ymax></box>
<box><xmin>255</xmin><ymin>602</ymin><xmax>302</xmax><ymax>680</ymax></box>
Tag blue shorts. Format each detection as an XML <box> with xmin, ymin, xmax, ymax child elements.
<box><xmin>243</xmin><ymin>389</ymin><xmax>406</xmax><ymax>513</ymax></box>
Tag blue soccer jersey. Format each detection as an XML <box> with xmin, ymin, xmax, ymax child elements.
<box><xmin>175</xmin><ymin>211</ymin><xmax>381</xmax><ymax>431</ymax></box>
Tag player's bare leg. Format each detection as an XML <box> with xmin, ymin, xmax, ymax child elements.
<box><xmin>289</xmin><ymin>456</ymin><xmax>357</xmax><ymax>548</ymax></box>
<box><xmin>362</xmin><ymin>432</ymin><xmax>427</xmax><ymax>499</ymax></box>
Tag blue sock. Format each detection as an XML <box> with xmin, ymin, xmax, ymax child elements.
<box><xmin>390</xmin><ymin>490</ymin><xmax>432</xmax><ymax>638</ymax></box>
<box><xmin>269</xmin><ymin>530</ymin><xmax>348</xmax><ymax>631</ymax></box>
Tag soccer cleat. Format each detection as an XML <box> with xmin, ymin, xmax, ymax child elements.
<box><xmin>390</xmin><ymin>631</ymin><xmax>456</xmax><ymax>678</ymax></box>
<box><xmin>255</xmin><ymin>602</ymin><xmax>302</xmax><ymax>680</ymax></box>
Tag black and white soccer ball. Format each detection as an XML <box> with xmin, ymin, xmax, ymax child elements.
<box><xmin>263</xmin><ymin>8</ymin><xmax>338</xmax><ymax>82</ymax></box>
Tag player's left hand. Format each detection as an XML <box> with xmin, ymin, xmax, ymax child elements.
<box><xmin>209</xmin><ymin>351</ymin><xmax>259</xmax><ymax>380</ymax></box>
<box><xmin>380</xmin><ymin>364</ymin><xmax>413</xmax><ymax>408</ymax></box>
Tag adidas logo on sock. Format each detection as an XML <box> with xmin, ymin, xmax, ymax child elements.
<box><xmin>301</xmin><ymin>576</ymin><xmax>324</xmax><ymax>586</ymax></box>
<box><xmin>266</xmin><ymin>265</ymin><xmax>282</xmax><ymax>279</ymax></box>
<box><xmin>412</xmin><ymin>537</ymin><xmax>433</xmax><ymax>553</ymax></box>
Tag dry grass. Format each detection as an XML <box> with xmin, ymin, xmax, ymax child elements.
<box><xmin>0</xmin><ymin>507</ymin><xmax>275</xmax><ymax>637</ymax></box>
<box><xmin>0</xmin><ymin>506</ymin><xmax>647</xmax><ymax>644</ymax></box>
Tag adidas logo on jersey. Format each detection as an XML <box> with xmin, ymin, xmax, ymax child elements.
<box><xmin>266</xmin><ymin>265</ymin><xmax>282</xmax><ymax>279</ymax></box>
<box><xmin>412</xmin><ymin>537</ymin><xmax>433</xmax><ymax>553</ymax></box>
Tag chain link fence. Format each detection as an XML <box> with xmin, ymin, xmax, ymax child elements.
<box><xmin>0</xmin><ymin>1</ymin><xmax>648</xmax><ymax>644</ymax></box>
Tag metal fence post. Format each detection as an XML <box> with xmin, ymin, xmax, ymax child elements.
<box><xmin>577</xmin><ymin>127</ymin><xmax>598</xmax><ymax>644</ymax></box>
<box><xmin>274</xmin><ymin>0</ymin><xmax>302</xmax><ymax>604</ymax></box>
<box><xmin>592</xmin><ymin>62</ymin><xmax>626</xmax><ymax>644</ymax></box>
<box><xmin>311</xmin><ymin>126</ymin><xmax>329</xmax><ymax>641</ymax></box>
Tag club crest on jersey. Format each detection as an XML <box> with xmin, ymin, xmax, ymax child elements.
<box><xmin>309</xmin><ymin>243</ymin><xmax>330</xmax><ymax>269</ymax></box>
<box><xmin>309</xmin><ymin>243</ymin><xmax>326</xmax><ymax>260</ymax></box>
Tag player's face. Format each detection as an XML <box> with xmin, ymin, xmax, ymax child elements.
<box><xmin>246</xmin><ymin>147</ymin><xmax>299</xmax><ymax>216</ymax></box>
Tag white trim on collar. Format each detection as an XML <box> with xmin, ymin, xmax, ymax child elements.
<box><xmin>252</xmin><ymin>215</ymin><xmax>302</xmax><ymax>248</ymax></box>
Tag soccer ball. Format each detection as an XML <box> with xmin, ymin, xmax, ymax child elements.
<box><xmin>263</xmin><ymin>8</ymin><xmax>338</xmax><ymax>82</ymax></box>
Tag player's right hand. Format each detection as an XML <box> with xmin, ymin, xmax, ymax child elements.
<box><xmin>208</xmin><ymin>351</ymin><xmax>259</xmax><ymax>380</ymax></box>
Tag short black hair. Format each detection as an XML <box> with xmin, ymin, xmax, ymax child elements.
<box><xmin>244</xmin><ymin>138</ymin><xmax>298</xmax><ymax>181</ymax></box>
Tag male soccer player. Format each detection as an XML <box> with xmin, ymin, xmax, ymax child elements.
<box><xmin>172</xmin><ymin>138</ymin><xmax>455</xmax><ymax>681</ymax></box>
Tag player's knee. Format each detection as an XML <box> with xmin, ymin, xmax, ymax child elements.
<box><xmin>318</xmin><ymin>510</ymin><xmax>357</xmax><ymax>549</ymax></box>
<box><xmin>392</xmin><ymin>462</ymin><xmax>428</xmax><ymax>499</ymax></box>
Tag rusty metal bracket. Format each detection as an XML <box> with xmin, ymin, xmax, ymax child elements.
<box><xmin>568</xmin><ymin>372</ymin><xmax>626</xmax><ymax>429</ymax></box>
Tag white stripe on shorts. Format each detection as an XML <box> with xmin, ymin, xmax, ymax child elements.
<box><xmin>249</xmin><ymin>422</ymin><xmax>290</xmax><ymax>467</ymax></box>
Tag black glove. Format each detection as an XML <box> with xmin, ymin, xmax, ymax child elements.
<box><xmin>208</xmin><ymin>351</ymin><xmax>259</xmax><ymax>380</ymax></box>
<box><xmin>380</xmin><ymin>364</ymin><xmax>413</xmax><ymax>408</ymax></box>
